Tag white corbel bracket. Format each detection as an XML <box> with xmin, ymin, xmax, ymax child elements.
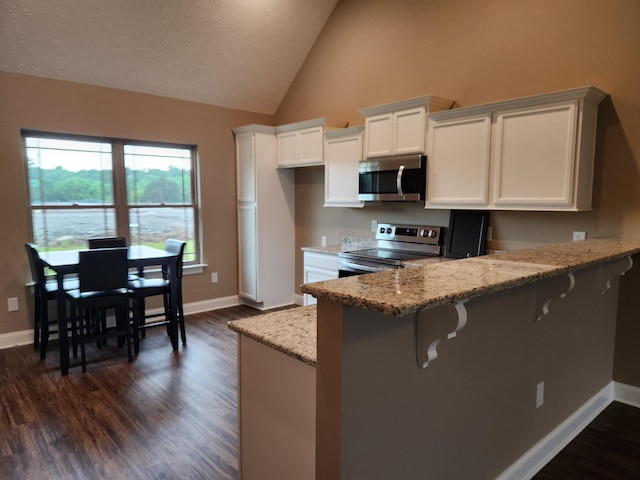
<box><xmin>534</xmin><ymin>273</ymin><xmax>575</xmax><ymax>322</ymax></box>
<box><xmin>598</xmin><ymin>256</ymin><xmax>633</xmax><ymax>294</ymax></box>
<box><xmin>417</xmin><ymin>299</ymin><xmax>468</xmax><ymax>368</ymax></box>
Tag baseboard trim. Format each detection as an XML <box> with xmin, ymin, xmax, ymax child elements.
<box><xmin>0</xmin><ymin>295</ymin><xmax>243</xmax><ymax>350</ymax></box>
<box><xmin>497</xmin><ymin>382</ymin><xmax>614</xmax><ymax>480</ymax></box>
<box><xmin>614</xmin><ymin>381</ymin><xmax>640</xmax><ymax>408</ymax></box>
<box><xmin>0</xmin><ymin>329</ymin><xmax>34</xmax><ymax>349</ymax></box>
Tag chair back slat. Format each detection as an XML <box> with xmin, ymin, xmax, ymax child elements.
<box><xmin>25</xmin><ymin>243</ymin><xmax>47</xmax><ymax>288</ymax></box>
<box><xmin>88</xmin><ymin>237</ymin><xmax>127</xmax><ymax>249</ymax></box>
<box><xmin>163</xmin><ymin>239</ymin><xmax>186</xmax><ymax>279</ymax></box>
<box><xmin>78</xmin><ymin>248</ymin><xmax>128</xmax><ymax>292</ymax></box>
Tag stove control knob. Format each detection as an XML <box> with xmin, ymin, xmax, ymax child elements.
<box><xmin>423</xmin><ymin>229</ymin><xmax>437</xmax><ymax>238</ymax></box>
<box><xmin>379</xmin><ymin>227</ymin><xmax>386</xmax><ymax>234</ymax></box>
<box><xmin>386</xmin><ymin>227</ymin><xmax>393</xmax><ymax>234</ymax></box>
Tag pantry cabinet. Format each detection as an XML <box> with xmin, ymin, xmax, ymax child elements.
<box><xmin>324</xmin><ymin>127</ymin><xmax>365</xmax><ymax>208</ymax></box>
<box><xmin>276</xmin><ymin>118</ymin><xmax>347</xmax><ymax>168</ymax></box>
<box><xmin>425</xmin><ymin>86</ymin><xmax>607</xmax><ymax>211</ymax></box>
<box><xmin>358</xmin><ymin>95</ymin><xmax>454</xmax><ymax>158</ymax></box>
<box><xmin>303</xmin><ymin>251</ymin><xmax>339</xmax><ymax>306</ymax></box>
<box><xmin>233</xmin><ymin>125</ymin><xmax>295</xmax><ymax>309</ymax></box>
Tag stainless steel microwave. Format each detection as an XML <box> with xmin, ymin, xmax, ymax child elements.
<box><xmin>358</xmin><ymin>154</ymin><xmax>426</xmax><ymax>202</ymax></box>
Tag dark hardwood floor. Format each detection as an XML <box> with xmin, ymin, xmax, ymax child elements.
<box><xmin>0</xmin><ymin>305</ymin><xmax>264</xmax><ymax>480</ymax></box>
<box><xmin>534</xmin><ymin>400</ymin><xmax>640</xmax><ymax>479</ymax></box>
<box><xmin>1</xmin><ymin>305</ymin><xmax>639</xmax><ymax>479</ymax></box>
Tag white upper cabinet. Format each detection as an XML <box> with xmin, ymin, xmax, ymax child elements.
<box><xmin>358</xmin><ymin>95</ymin><xmax>454</xmax><ymax>158</ymax></box>
<box><xmin>426</xmin><ymin>114</ymin><xmax>492</xmax><ymax>207</ymax></box>
<box><xmin>425</xmin><ymin>86</ymin><xmax>607</xmax><ymax>211</ymax></box>
<box><xmin>324</xmin><ymin>127</ymin><xmax>365</xmax><ymax>208</ymax></box>
<box><xmin>276</xmin><ymin>118</ymin><xmax>347</xmax><ymax>168</ymax></box>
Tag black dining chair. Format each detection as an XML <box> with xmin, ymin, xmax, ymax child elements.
<box><xmin>24</xmin><ymin>243</ymin><xmax>79</xmax><ymax>359</ymax></box>
<box><xmin>87</xmin><ymin>236</ymin><xmax>127</xmax><ymax>249</ymax></box>
<box><xmin>128</xmin><ymin>239</ymin><xmax>187</xmax><ymax>354</ymax></box>
<box><xmin>66</xmin><ymin>247</ymin><xmax>132</xmax><ymax>372</ymax></box>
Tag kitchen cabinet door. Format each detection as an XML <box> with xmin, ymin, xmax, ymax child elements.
<box><xmin>238</xmin><ymin>204</ymin><xmax>258</xmax><ymax>302</ymax></box>
<box><xmin>324</xmin><ymin>127</ymin><xmax>364</xmax><ymax>207</ymax></box>
<box><xmin>363</xmin><ymin>112</ymin><xmax>394</xmax><ymax>158</ymax></box>
<box><xmin>492</xmin><ymin>101</ymin><xmax>578</xmax><ymax>208</ymax></box>
<box><xmin>394</xmin><ymin>107</ymin><xmax>427</xmax><ymax>155</ymax></box>
<box><xmin>276</xmin><ymin>130</ymin><xmax>299</xmax><ymax>167</ymax></box>
<box><xmin>298</xmin><ymin>126</ymin><xmax>324</xmax><ymax>166</ymax></box>
<box><xmin>425</xmin><ymin>114</ymin><xmax>492</xmax><ymax>208</ymax></box>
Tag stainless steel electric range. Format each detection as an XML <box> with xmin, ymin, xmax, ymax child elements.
<box><xmin>338</xmin><ymin>223</ymin><xmax>444</xmax><ymax>277</ymax></box>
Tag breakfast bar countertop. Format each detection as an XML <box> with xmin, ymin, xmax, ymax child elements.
<box><xmin>301</xmin><ymin>238</ymin><xmax>640</xmax><ymax>316</ymax></box>
<box><xmin>229</xmin><ymin>238</ymin><xmax>640</xmax><ymax>364</ymax></box>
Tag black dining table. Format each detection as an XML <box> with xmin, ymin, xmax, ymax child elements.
<box><xmin>39</xmin><ymin>245</ymin><xmax>180</xmax><ymax>375</ymax></box>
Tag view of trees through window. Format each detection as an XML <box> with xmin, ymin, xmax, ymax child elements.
<box><xmin>24</xmin><ymin>134</ymin><xmax>198</xmax><ymax>263</ymax></box>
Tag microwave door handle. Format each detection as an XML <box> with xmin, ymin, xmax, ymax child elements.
<box><xmin>397</xmin><ymin>165</ymin><xmax>405</xmax><ymax>196</ymax></box>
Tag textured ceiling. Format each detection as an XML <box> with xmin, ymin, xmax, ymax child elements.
<box><xmin>0</xmin><ymin>0</ymin><xmax>339</xmax><ymax>114</ymax></box>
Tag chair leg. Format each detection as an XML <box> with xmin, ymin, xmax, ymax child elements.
<box><xmin>33</xmin><ymin>292</ymin><xmax>41</xmax><ymax>349</ymax></box>
<box><xmin>120</xmin><ymin>303</ymin><xmax>132</xmax><ymax>364</ymax></box>
<box><xmin>80</xmin><ymin>307</ymin><xmax>88</xmax><ymax>373</ymax></box>
<box><xmin>177</xmin><ymin>291</ymin><xmax>186</xmax><ymax>345</ymax></box>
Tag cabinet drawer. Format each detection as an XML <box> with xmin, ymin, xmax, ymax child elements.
<box><xmin>303</xmin><ymin>251</ymin><xmax>339</xmax><ymax>272</ymax></box>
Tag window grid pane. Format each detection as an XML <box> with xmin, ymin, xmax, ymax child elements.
<box><xmin>124</xmin><ymin>145</ymin><xmax>193</xmax><ymax>206</ymax></box>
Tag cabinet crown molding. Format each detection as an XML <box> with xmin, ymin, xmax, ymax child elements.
<box><xmin>357</xmin><ymin>95</ymin><xmax>454</xmax><ymax>117</ymax></box>
<box><xmin>324</xmin><ymin>126</ymin><xmax>365</xmax><ymax>139</ymax></box>
<box><xmin>429</xmin><ymin>86</ymin><xmax>608</xmax><ymax>122</ymax></box>
<box><xmin>232</xmin><ymin>124</ymin><xmax>276</xmax><ymax>135</ymax></box>
<box><xmin>275</xmin><ymin>117</ymin><xmax>348</xmax><ymax>133</ymax></box>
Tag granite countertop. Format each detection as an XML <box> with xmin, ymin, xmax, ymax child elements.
<box><xmin>230</xmin><ymin>238</ymin><xmax>640</xmax><ymax>365</ymax></box>
<box><xmin>228</xmin><ymin>305</ymin><xmax>317</xmax><ymax>366</ymax></box>
<box><xmin>301</xmin><ymin>238</ymin><xmax>640</xmax><ymax>317</ymax></box>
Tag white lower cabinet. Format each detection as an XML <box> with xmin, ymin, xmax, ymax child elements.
<box><xmin>303</xmin><ymin>251</ymin><xmax>339</xmax><ymax>306</ymax></box>
<box><xmin>324</xmin><ymin>127</ymin><xmax>364</xmax><ymax>207</ymax></box>
<box><xmin>425</xmin><ymin>86</ymin><xmax>607</xmax><ymax>211</ymax></box>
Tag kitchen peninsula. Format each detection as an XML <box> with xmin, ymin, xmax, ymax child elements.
<box><xmin>228</xmin><ymin>238</ymin><xmax>640</xmax><ymax>480</ymax></box>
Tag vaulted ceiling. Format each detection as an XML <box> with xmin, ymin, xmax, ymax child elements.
<box><xmin>0</xmin><ymin>0</ymin><xmax>339</xmax><ymax>114</ymax></box>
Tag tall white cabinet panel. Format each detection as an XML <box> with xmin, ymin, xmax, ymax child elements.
<box><xmin>238</xmin><ymin>204</ymin><xmax>258</xmax><ymax>300</ymax></box>
<box><xmin>424</xmin><ymin>86</ymin><xmax>607</xmax><ymax>211</ymax></box>
<box><xmin>426</xmin><ymin>114</ymin><xmax>492</xmax><ymax>207</ymax></box>
<box><xmin>358</xmin><ymin>95</ymin><xmax>454</xmax><ymax>158</ymax></box>
<box><xmin>492</xmin><ymin>102</ymin><xmax>577</xmax><ymax>208</ymax></box>
<box><xmin>233</xmin><ymin>125</ymin><xmax>295</xmax><ymax>309</ymax></box>
<box><xmin>324</xmin><ymin>127</ymin><xmax>365</xmax><ymax>208</ymax></box>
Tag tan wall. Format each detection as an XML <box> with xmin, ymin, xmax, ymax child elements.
<box><xmin>276</xmin><ymin>0</ymin><xmax>640</xmax><ymax>384</ymax></box>
<box><xmin>0</xmin><ymin>71</ymin><xmax>273</xmax><ymax>336</ymax></box>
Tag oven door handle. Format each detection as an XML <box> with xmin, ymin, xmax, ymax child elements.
<box><xmin>339</xmin><ymin>261</ymin><xmax>396</xmax><ymax>273</ymax></box>
<box><xmin>396</xmin><ymin>165</ymin><xmax>405</xmax><ymax>197</ymax></box>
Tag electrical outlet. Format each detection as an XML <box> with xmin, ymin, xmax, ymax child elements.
<box><xmin>371</xmin><ymin>220</ymin><xmax>378</xmax><ymax>232</ymax></box>
<box><xmin>211</xmin><ymin>272</ymin><xmax>218</xmax><ymax>283</ymax></box>
<box><xmin>536</xmin><ymin>382</ymin><xmax>544</xmax><ymax>408</ymax></box>
<box><xmin>7</xmin><ymin>297</ymin><xmax>19</xmax><ymax>312</ymax></box>
<box><xmin>572</xmin><ymin>231</ymin><xmax>586</xmax><ymax>241</ymax></box>
<box><xmin>321</xmin><ymin>235</ymin><xmax>327</xmax><ymax>247</ymax></box>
